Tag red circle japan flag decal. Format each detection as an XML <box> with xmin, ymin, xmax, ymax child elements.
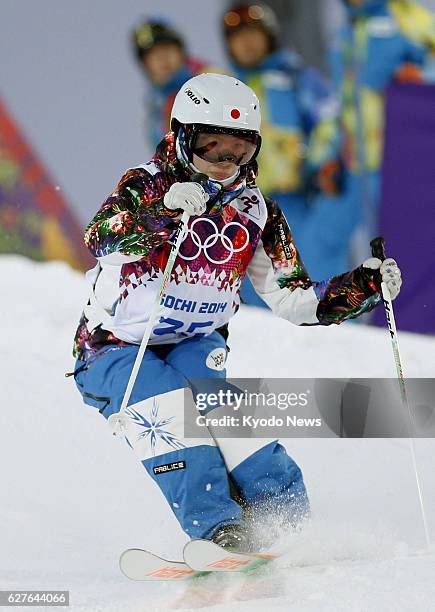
<box><xmin>223</xmin><ymin>105</ymin><xmax>247</xmax><ymax>124</ymax></box>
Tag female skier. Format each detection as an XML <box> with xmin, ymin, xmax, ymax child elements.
<box><xmin>72</xmin><ymin>73</ymin><xmax>402</xmax><ymax>551</ymax></box>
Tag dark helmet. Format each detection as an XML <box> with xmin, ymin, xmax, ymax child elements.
<box><xmin>222</xmin><ymin>3</ymin><xmax>279</xmax><ymax>52</ymax></box>
<box><xmin>132</xmin><ymin>20</ymin><xmax>185</xmax><ymax>62</ymax></box>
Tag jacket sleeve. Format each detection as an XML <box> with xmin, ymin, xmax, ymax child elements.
<box><xmin>297</xmin><ymin>66</ymin><xmax>343</xmax><ymax>194</ymax></box>
<box><xmin>247</xmin><ymin>197</ymin><xmax>380</xmax><ymax>325</ymax></box>
<box><xmin>84</xmin><ymin>166</ymin><xmax>180</xmax><ymax>265</ymax></box>
<box><xmin>390</xmin><ymin>0</ymin><xmax>435</xmax><ymax>82</ymax></box>
<box><xmin>391</xmin><ymin>1</ymin><xmax>435</xmax><ymax>53</ymax></box>
<box><xmin>299</xmin><ymin>68</ymin><xmax>340</xmax><ymax>162</ymax></box>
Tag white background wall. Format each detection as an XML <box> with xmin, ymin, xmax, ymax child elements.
<box><xmin>1</xmin><ymin>0</ymin><xmax>435</xmax><ymax>224</ymax></box>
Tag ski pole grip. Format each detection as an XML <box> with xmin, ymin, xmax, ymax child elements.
<box><xmin>370</xmin><ymin>236</ymin><xmax>386</xmax><ymax>262</ymax></box>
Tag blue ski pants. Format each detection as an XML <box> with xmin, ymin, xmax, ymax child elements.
<box><xmin>74</xmin><ymin>332</ymin><xmax>309</xmax><ymax>539</ymax></box>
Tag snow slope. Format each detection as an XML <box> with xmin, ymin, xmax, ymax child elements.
<box><xmin>1</xmin><ymin>255</ymin><xmax>435</xmax><ymax>612</ymax></box>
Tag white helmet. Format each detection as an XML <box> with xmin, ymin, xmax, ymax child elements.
<box><xmin>171</xmin><ymin>73</ymin><xmax>261</xmax><ymax>133</ymax></box>
<box><xmin>171</xmin><ymin>73</ymin><xmax>261</xmax><ymax>169</ymax></box>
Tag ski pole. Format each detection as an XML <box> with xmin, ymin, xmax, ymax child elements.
<box><xmin>370</xmin><ymin>236</ymin><xmax>431</xmax><ymax>551</ymax></box>
<box><xmin>108</xmin><ymin>173</ymin><xmax>208</xmax><ymax>436</ymax></box>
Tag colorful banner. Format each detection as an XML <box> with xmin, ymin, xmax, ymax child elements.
<box><xmin>376</xmin><ymin>83</ymin><xmax>435</xmax><ymax>335</ymax></box>
<box><xmin>0</xmin><ymin>96</ymin><xmax>93</xmax><ymax>269</ymax></box>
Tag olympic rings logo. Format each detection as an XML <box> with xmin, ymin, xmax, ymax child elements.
<box><xmin>178</xmin><ymin>218</ymin><xmax>249</xmax><ymax>264</ymax></box>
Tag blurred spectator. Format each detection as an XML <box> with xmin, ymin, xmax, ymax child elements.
<box><xmin>132</xmin><ymin>19</ymin><xmax>211</xmax><ymax>149</ymax></box>
<box><xmin>222</xmin><ymin>2</ymin><xmax>344</xmax><ymax>307</ymax></box>
<box><xmin>329</xmin><ymin>0</ymin><xmax>435</xmax><ymax>266</ymax></box>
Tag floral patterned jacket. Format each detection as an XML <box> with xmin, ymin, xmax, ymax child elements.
<box><xmin>73</xmin><ymin>133</ymin><xmax>380</xmax><ymax>360</ymax></box>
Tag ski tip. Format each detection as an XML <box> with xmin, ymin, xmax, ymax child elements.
<box><xmin>119</xmin><ymin>547</ymin><xmax>198</xmax><ymax>581</ymax></box>
<box><xmin>119</xmin><ymin>548</ymin><xmax>155</xmax><ymax>580</ymax></box>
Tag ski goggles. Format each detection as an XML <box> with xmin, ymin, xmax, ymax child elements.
<box><xmin>192</xmin><ymin>127</ymin><xmax>261</xmax><ymax>166</ymax></box>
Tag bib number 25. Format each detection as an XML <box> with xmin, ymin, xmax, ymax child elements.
<box><xmin>153</xmin><ymin>317</ymin><xmax>213</xmax><ymax>338</ymax></box>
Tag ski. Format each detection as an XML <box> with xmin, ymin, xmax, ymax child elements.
<box><xmin>183</xmin><ymin>539</ymin><xmax>276</xmax><ymax>572</ymax></box>
<box><xmin>119</xmin><ymin>548</ymin><xmax>208</xmax><ymax>581</ymax></box>
<box><xmin>120</xmin><ymin>541</ymin><xmax>276</xmax><ymax>580</ymax></box>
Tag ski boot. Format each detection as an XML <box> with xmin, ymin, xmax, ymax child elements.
<box><xmin>211</xmin><ymin>524</ymin><xmax>253</xmax><ymax>552</ymax></box>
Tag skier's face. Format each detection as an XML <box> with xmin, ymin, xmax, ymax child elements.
<box><xmin>142</xmin><ymin>43</ymin><xmax>184</xmax><ymax>86</ymax></box>
<box><xmin>192</xmin><ymin>131</ymin><xmax>259</xmax><ymax>180</ymax></box>
<box><xmin>227</xmin><ymin>26</ymin><xmax>270</xmax><ymax>68</ymax></box>
<box><xmin>194</xmin><ymin>132</ymin><xmax>258</xmax><ymax>166</ymax></box>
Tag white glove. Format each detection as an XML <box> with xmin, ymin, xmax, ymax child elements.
<box><xmin>363</xmin><ymin>257</ymin><xmax>402</xmax><ymax>300</ymax></box>
<box><xmin>163</xmin><ymin>182</ymin><xmax>209</xmax><ymax>217</ymax></box>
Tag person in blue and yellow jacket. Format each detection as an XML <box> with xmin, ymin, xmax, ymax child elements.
<box><xmin>222</xmin><ymin>3</ymin><xmax>344</xmax><ymax>306</ymax></box>
<box><xmin>329</xmin><ymin>0</ymin><xmax>435</xmax><ymax>266</ymax></box>
<box><xmin>132</xmin><ymin>19</ymin><xmax>210</xmax><ymax>151</ymax></box>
